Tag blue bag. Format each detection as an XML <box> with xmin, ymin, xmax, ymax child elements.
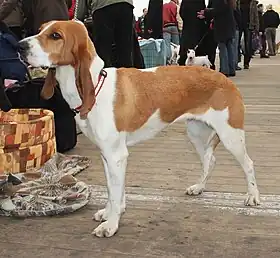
<box><xmin>0</xmin><ymin>30</ymin><xmax>27</xmax><ymax>81</ymax></box>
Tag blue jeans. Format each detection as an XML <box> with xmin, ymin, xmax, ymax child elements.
<box><xmin>218</xmin><ymin>38</ymin><xmax>235</xmax><ymax>75</ymax></box>
<box><xmin>233</xmin><ymin>30</ymin><xmax>239</xmax><ymax>69</ymax></box>
<box><xmin>163</xmin><ymin>25</ymin><xmax>180</xmax><ymax>61</ymax></box>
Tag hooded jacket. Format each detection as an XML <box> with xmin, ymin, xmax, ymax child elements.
<box><xmin>0</xmin><ymin>0</ymin><xmax>23</xmax><ymax>27</ymax></box>
<box><xmin>91</xmin><ymin>0</ymin><xmax>133</xmax><ymax>13</ymax></box>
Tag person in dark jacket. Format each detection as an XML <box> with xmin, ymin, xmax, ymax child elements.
<box><xmin>91</xmin><ymin>0</ymin><xmax>134</xmax><ymax>68</ymax></box>
<box><xmin>202</xmin><ymin>0</ymin><xmax>218</xmax><ymax>70</ymax></box>
<box><xmin>198</xmin><ymin>0</ymin><xmax>236</xmax><ymax>77</ymax></box>
<box><xmin>178</xmin><ymin>0</ymin><xmax>208</xmax><ymax>66</ymax></box>
<box><xmin>263</xmin><ymin>4</ymin><xmax>280</xmax><ymax>56</ymax></box>
<box><xmin>145</xmin><ymin>0</ymin><xmax>163</xmax><ymax>39</ymax></box>
<box><xmin>0</xmin><ymin>0</ymin><xmax>23</xmax><ymax>39</ymax></box>
<box><xmin>258</xmin><ymin>3</ymin><xmax>269</xmax><ymax>58</ymax></box>
<box><xmin>25</xmin><ymin>0</ymin><xmax>69</xmax><ymax>36</ymax></box>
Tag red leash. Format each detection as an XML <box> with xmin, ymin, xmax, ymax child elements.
<box><xmin>73</xmin><ymin>69</ymin><xmax>107</xmax><ymax>114</ymax></box>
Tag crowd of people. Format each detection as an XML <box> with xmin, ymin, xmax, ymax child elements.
<box><xmin>137</xmin><ymin>0</ymin><xmax>280</xmax><ymax>77</ymax></box>
<box><xmin>0</xmin><ymin>0</ymin><xmax>279</xmax><ymax>77</ymax></box>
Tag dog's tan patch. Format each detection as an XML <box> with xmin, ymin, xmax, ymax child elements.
<box><xmin>114</xmin><ymin>66</ymin><xmax>244</xmax><ymax>132</ymax></box>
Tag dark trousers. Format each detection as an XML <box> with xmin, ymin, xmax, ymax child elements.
<box><xmin>202</xmin><ymin>30</ymin><xmax>217</xmax><ymax>70</ymax></box>
<box><xmin>218</xmin><ymin>38</ymin><xmax>235</xmax><ymax>75</ymax></box>
<box><xmin>260</xmin><ymin>33</ymin><xmax>267</xmax><ymax>57</ymax></box>
<box><xmin>132</xmin><ymin>30</ymin><xmax>145</xmax><ymax>69</ymax></box>
<box><xmin>9</xmin><ymin>26</ymin><xmax>23</xmax><ymax>40</ymax></box>
<box><xmin>92</xmin><ymin>3</ymin><xmax>133</xmax><ymax>68</ymax></box>
<box><xmin>238</xmin><ymin>28</ymin><xmax>252</xmax><ymax>66</ymax></box>
<box><xmin>265</xmin><ymin>27</ymin><xmax>276</xmax><ymax>55</ymax></box>
<box><xmin>0</xmin><ymin>77</ymin><xmax>12</xmax><ymax>112</ymax></box>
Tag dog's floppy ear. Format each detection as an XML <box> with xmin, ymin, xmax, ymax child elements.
<box><xmin>41</xmin><ymin>68</ymin><xmax>56</xmax><ymax>100</ymax></box>
<box><xmin>74</xmin><ymin>46</ymin><xmax>95</xmax><ymax>119</ymax></box>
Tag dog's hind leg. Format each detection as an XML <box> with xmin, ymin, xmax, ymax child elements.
<box><xmin>213</xmin><ymin>123</ymin><xmax>260</xmax><ymax>206</ymax></box>
<box><xmin>185</xmin><ymin>120</ymin><xmax>220</xmax><ymax>195</ymax></box>
<box><xmin>92</xmin><ymin>135</ymin><xmax>128</xmax><ymax>237</ymax></box>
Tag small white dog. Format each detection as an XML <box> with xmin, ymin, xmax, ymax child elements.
<box><xmin>170</xmin><ymin>43</ymin><xmax>180</xmax><ymax>65</ymax></box>
<box><xmin>186</xmin><ymin>49</ymin><xmax>212</xmax><ymax>68</ymax></box>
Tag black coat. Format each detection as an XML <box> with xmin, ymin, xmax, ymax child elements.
<box><xmin>204</xmin><ymin>0</ymin><xmax>236</xmax><ymax>42</ymax></box>
<box><xmin>145</xmin><ymin>0</ymin><xmax>163</xmax><ymax>39</ymax></box>
<box><xmin>234</xmin><ymin>7</ymin><xmax>242</xmax><ymax>30</ymax></box>
<box><xmin>263</xmin><ymin>10</ymin><xmax>280</xmax><ymax>28</ymax></box>
<box><xmin>179</xmin><ymin>0</ymin><xmax>208</xmax><ymax>50</ymax></box>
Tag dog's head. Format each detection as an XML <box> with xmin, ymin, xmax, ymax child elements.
<box><xmin>18</xmin><ymin>20</ymin><xmax>96</xmax><ymax>119</ymax></box>
<box><xmin>187</xmin><ymin>49</ymin><xmax>196</xmax><ymax>60</ymax></box>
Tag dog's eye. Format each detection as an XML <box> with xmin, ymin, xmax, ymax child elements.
<box><xmin>49</xmin><ymin>32</ymin><xmax>62</xmax><ymax>40</ymax></box>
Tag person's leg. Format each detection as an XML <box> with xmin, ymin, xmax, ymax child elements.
<box><xmin>178</xmin><ymin>28</ymin><xmax>188</xmax><ymax>65</ymax></box>
<box><xmin>163</xmin><ymin>27</ymin><xmax>172</xmax><ymax>62</ymax></box>
<box><xmin>232</xmin><ymin>30</ymin><xmax>238</xmax><ymax>69</ymax></box>
<box><xmin>271</xmin><ymin>28</ymin><xmax>276</xmax><ymax>55</ymax></box>
<box><xmin>243</xmin><ymin>28</ymin><xmax>251</xmax><ymax>68</ymax></box>
<box><xmin>114</xmin><ymin>3</ymin><xmax>134</xmax><ymax>68</ymax></box>
<box><xmin>92</xmin><ymin>8</ymin><xmax>115</xmax><ymax>67</ymax></box>
<box><xmin>218</xmin><ymin>42</ymin><xmax>229</xmax><ymax>76</ymax></box>
<box><xmin>132</xmin><ymin>29</ymin><xmax>145</xmax><ymax>69</ymax></box>
<box><xmin>203</xmin><ymin>30</ymin><xmax>217</xmax><ymax>70</ymax></box>
<box><xmin>227</xmin><ymin>38</ymin><xmax>235</xmax><ymax>76</ymax></box>
<box><xmin>260</xmin><ymin>33</ymin><xmax>267</xmax><ymax>57</ymax></box>
<box><xmin>238</xmin><ymin>29</ymin><xmax>243</xmax><ymax>63</ymax></box>
<box><xmin>170</xmin><ymin>26</ymin><xmax>180</xmax><ymax>45</ymax></box>
<box><xmin>266</xmin><ymin>28</ymin><xmax>274</xmax><ymax>55</ymax></box>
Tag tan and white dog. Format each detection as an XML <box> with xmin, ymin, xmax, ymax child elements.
<box><xmin>19</xmin><ymin>20</ymin><xmax>260</xmax><ymax>238</ymax></box>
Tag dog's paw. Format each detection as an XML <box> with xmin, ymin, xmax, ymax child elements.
<box><xmin>92</xmin><ymin>220</ymin><xmax>119</xmax><ymax>238</ymax></box>
<box><xmin>185</xmin><ymin>184</ymin><xmax>205</xmax><ymax>195</ymax></box>
<box><xmin>244</xmin><ymin>190</ymin><xmax>260</xmax><ymax>206</ymax></box>
<box><xmin>93</xmin><ymin>208</ymin><xmax>110</xmax><ymax>222</ymax></box>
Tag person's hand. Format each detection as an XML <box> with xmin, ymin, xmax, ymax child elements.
<box><xmin>148</xmin><ymin>29</ymin><xmax>153</xmax><ymax>34</ymax></box>
<box><xmin>197</xmin><ymin>10</ymin><xmax>205</xmax><ymax>19</ymax></box>
<box><xmin>210</xmin><ymin>20</ymin><xmax>214</xmax><ymax>30</ymax></box>
<box><xmin>259</xmin><ymin>32</ymin><xmax>263</xmax><ymax>35</ymax></box>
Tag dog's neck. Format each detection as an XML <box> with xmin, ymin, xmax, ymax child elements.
<box><xmin>55</xmin><ymin>54</ymin><xmax>105</xmax><ymax>110</ymax></box>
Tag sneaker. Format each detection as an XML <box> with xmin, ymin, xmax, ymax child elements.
<box><xmin>260</xmin><ymin>55</ymin><xmax>270</xmax><ymax>58</ymax></box>
<box><xmin>244</xmin><ymin>64</ymin><xmax>249</xmax><ymax>69</ymax></box>
<box><xmin>236</xmin><ymin>66</ymin><xmax>242</xmax><ymax>71</ymax></box>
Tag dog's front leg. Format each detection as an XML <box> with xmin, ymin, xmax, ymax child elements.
<box><xmin>92</xmin><ymin>140</ymin><xmax>128</xmax><ymax>238</ymax></box>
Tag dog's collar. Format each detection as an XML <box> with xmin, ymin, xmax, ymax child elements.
<box><xmin>73</xmin><ymin>69</ymin><xmax>107</xmax><ymax>114</ymax></box>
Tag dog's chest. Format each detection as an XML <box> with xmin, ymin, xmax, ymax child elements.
<box><xmin>55</xmin><ymin>65</ymin><xmax>82</xmax><ymax>109</ymax></box>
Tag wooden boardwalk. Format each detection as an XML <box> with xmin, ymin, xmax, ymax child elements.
<box><xmin>1</xmin><ymin>56</ymin><xmax>280</xmax><ymax>258</ymax></box>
